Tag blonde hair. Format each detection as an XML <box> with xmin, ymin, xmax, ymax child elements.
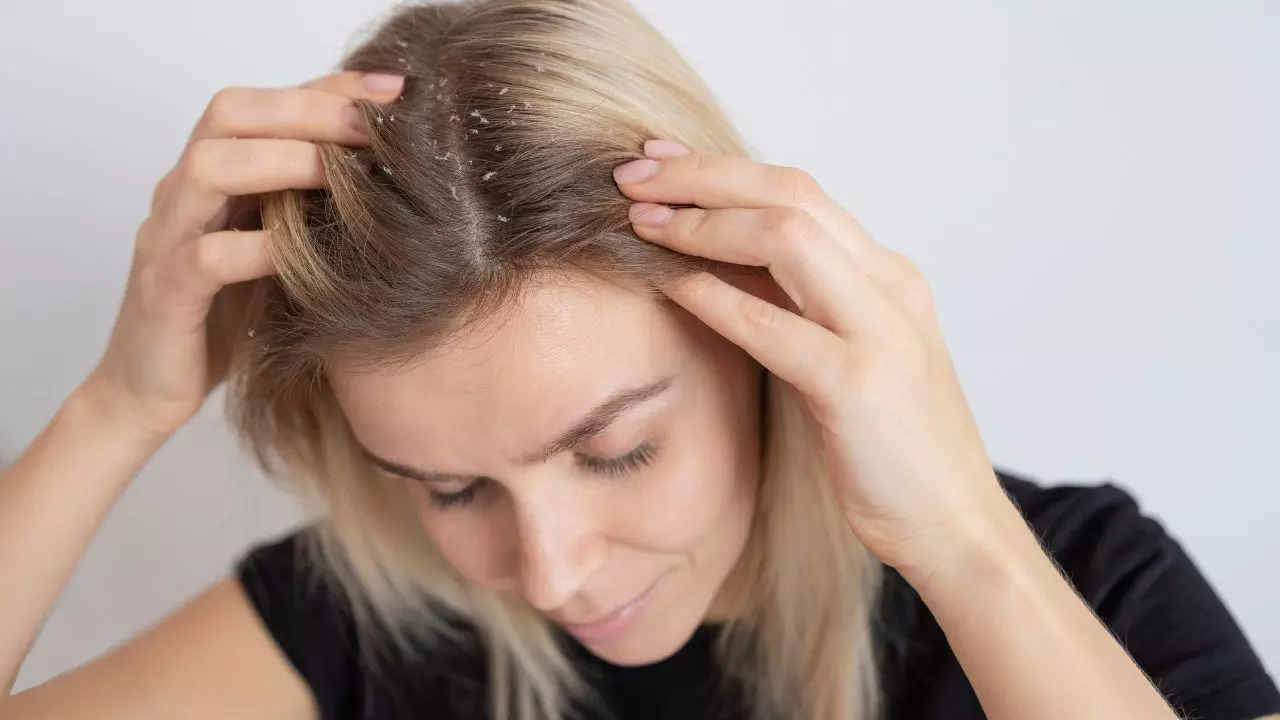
<box><xmin>212</xmin><ymin>1</ymin><xmax>881</xmax><ymax>717</ymax></box>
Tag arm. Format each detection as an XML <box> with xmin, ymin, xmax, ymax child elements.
<box><xmin>920</xmin><ymin>475</ymin><xmax>1280</xmax><ymax>720</ymax></box>
<box><xmin>905</xmin><ymin>494</ymin><xmax>1180</xmax><ymax>720</ymax></box>
<box><xmin>0</xmin><ymin>382</ymin><xmax>315</xmax><ymax>720</ymax></box>
<box><xmin>2</xmin><ymin>576</ymin><xmax>313</xmax><ymax>720</ymax></box>
<box><xmin>0</xmin><ymin>68</ymin><xmax>406</xmax><ymax>717</ymax></box>
<box><xmin>0</xmin><ymin>381</ymin><xmax>166</xmax><ymax>694</ymax></box>
<box><xmin>609</xmin><ymin>142</ymin><xmax>1193</xmax><ymax>718</ymax></box>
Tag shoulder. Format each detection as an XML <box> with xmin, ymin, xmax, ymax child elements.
<box><xmin>997</xmin><ymin>469</ymin><xmax>1280</xmax><ymax>718</ymax></box>
<box><xmin>234</xmin><ymin>526</ymin><xmax>493</xmax><ymax>720</ymax></box>
<box><xmin>877</xmin><ymin>468</ymin><xmax>1280</xmax><ymax>720</ymax></box>
<box><xmin>235</xmin><ymin>527</ymin><xmax>362</xmax><ymax>718</ymax></box>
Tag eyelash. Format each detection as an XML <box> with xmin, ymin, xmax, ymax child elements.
<box><xmin>426</xmin><ymin>440</ymin><xmax>659</xmax><ymax>510</ymax></box>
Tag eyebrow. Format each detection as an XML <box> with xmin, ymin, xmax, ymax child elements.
<box><xmin>360</xmin><ymin>375</ymin><xmax>675</xmax><ymax>484</ymax></box>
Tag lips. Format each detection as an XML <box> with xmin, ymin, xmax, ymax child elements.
<box><xmin>558</xmin><ymin>575</ymin><xmax>664</xmax><ymax>643</ymax></box>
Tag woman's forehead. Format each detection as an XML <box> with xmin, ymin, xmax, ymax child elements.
<box><xmin>328</xmin><ymin>275</ymin><xmax>693</xmax><ymax>460</ymax></box>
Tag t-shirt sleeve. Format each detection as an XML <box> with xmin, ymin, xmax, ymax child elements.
<box><xmin>235</xmin><ymin>527</ymin><xmax>357</xmax><ymax>720</ymax></box>
<box><xmin>1002</xmin><ymin>472</ymin><xmax>1280</xmax><ymax>720</ymax></box>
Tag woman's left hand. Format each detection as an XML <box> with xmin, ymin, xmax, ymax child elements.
<box><xmin>614</xmin><ymin>139</ymin><xmax>1019</xmax><ymax>579</ymax></box>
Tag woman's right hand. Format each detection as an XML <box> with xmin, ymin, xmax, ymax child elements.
<box><xmin>81</xmin><ymin>71</ymin><xmax>405</xmax><ymax>440</ymax></box>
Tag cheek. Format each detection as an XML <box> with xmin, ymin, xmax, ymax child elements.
<box><xmin>616</xmin><ymin>423</ymin><xmax>756</xmax><ymax>554</ymax></box>
<box><xmin>407</xmin><ymin>485</ymin><xmax>514</xmax><ymax>591</ymax></box>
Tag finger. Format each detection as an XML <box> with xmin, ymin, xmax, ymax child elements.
<box><xmin>187</xmin><ymin>86</ymin><xmax>376</xmax><ymax>147</ymax></box>
<box><xmin>661</xmin><ymin>271</ymin><xmax>848</xmax><ymax>402</ymax></box>
<box><xmin>630</xmin><ymin>203</ymin><xmax>897</xmax><ymax>338</ymax></box>
<box><xmin>181</xmin><ymin>71</ymin><xmax>403</xmax><ymax>151</ymax></box>
<box><xmin>300</xmin><ymin>70</ymin><xmax>406</xmax><ymax>100</ymax></box>
<box><xmin>615</xmin><ymin>143</ymin><xmax>881</xmax><ymax>264</ymax></box>
<box><xmin>157</xmin><ymin>138</ymin><xmax>325</xmax><ymax>239</ymax></box>
<box><xmin>152</xmin><ymin>230</ymin><xmax>275</xmax><ymax>316</ymax></box>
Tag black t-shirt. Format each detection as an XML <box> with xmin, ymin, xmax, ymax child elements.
<box><xmin>235</xmin><ymin>469</ymin><xmax>1280</xmax><ymax>719</ymax></box>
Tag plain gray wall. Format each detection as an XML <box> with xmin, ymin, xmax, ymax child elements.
<box><xmin>3</xmin><ymin>0</ymin><xmax>1276</xmax><ymax>691</ymax></box>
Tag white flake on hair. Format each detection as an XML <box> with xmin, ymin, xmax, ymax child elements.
<box><xmin>499</xmin><ymin>87</ymin><xmax>509</xmax><ymax>95</ymax></box>
<box><xmin>534</xmin><ymin>64</ymin><xmax>545</xmax><ymax>72</ymax></box>
<box><xmin>247</xmin><ymin>328</ymin><xmax>256</xmax><ymax>338</ymax></box>
<box><xmin>469</xmin><ymin>110</ymin><xmax>489</xmax><ymax>124</ymax></box>
<box><xmin>381</xmin><ymin>165</ymin><xmax>393</xmax><ymax>174</ymax></box>
<box><xmin>507</xmin><ymin>104</ymin><xmax>515</xmax><ymax>114</ymax></box>
<box><xmin>449</xmin><ymin>114</ymin><xmax>460</xmax><ymax>122</ymax></box>
<box><xmin>396</xmin><ymin>39</ymin><xmax>408</xmax><ymax>48</ymax></box>
<box><xmin>376</xmin><ymin>115</ymin><xmax>384</xmax><ymax>124</ymax></box>
<box><xmin>496</xmin><ymin>214</ymin><xmax>509</xmax><ymax>222</ymax></box>
<box><xmin>451</xmin><ymin>186</ymin><xmax>459</xmax><ymax>200</ymax></box>
<box><xmin>524</xmin><ymin>101</ymin><xmax>531</xmax><ymax>109</ymax></box>
<box><xmin>495</xmin><ymin>144</ymin><xmax>503</xmax><ymax>151</ymax></box>
<box><xmin>470</xmin><ymin>128</ymin><xmax>479</xmax><ymax>134</ymax></box>
<box><xmin>482</xmin><ymin>171</ymin><xmax>496</xmax><ymax>181</ymax></box>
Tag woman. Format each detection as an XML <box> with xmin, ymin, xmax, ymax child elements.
<box><xmin>0</xmin><ymin>1</ymin><xmax>1275</xmax><ymax>718</ymax></box>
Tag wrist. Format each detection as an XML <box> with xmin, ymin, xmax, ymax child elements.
<box><xmin>65</xmin><ymin>375</ymin><xmax>178</xmax><ymax>453</ymax></box>
<box><xmin>895</xmin><ymin>490</ymin><xmax>1044</xmax><ymax>603</ymax></box>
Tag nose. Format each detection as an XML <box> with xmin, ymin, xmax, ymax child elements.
<box><xmin>513</xmin><ymin>488</ymin><xmax>606</xmax><ymax>613</ymax></box>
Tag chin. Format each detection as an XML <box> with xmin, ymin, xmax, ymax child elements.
<box><xmin>583</xmin><ymin>621</ymin><xmax>701</xmax><ymax>667</ymax></box>
<box><xmin>567</xmin><ymin>592</ymin><xmax>705</xmax><ymax>667</ymax></box>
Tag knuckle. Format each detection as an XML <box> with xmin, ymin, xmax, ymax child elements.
<box><xmin>133</xmin><ymin>261</ymin><xmax>170</xmax><ymax>317</ymax></box>
<box><xmin>133</xmin><ymin>215</ymin><xmax>160</xmax><ymax>258</ymax></box>
<box><xmin>885</xmin><ymin>250</ymin><xmax>937</xmax><ymax>313</ymax></box>
<box><xmin>180</xmin><ymin>138</ymin><xmax>218</xmax><ymax>187</ymax></box>
<box><xmin>204</xmin><ymin>86</ymin><xmax>246</xmax><ymax>135</ymax></box>
<box><xmin>687</xmin><ymin>151</ymin><xmax>709</xmax><ymax>175</ymax></box>
<box><xmin>765</xmin><ymin>207</ymin><xmax>815</xmax><ymax>244</ymax></box>
<box><xmin>192</xmin><ymin>233</ymin><xmax>224</xmax><ymax>280</ymax></box>
<box><xmin>150</xmin><ymin>171</ymin><xmax>171</xmax><ymax>212</ymax></box>
<box><xmin>777</xmin><ymin>166</ymin><xmax>821</xmax><ymax>206</ymax></box>
<box><xmin>676</xmin><ymin>207</ymin><xmax>710</xmax><ymax>242</ymax></box>
<box><xmin>738</xmin><ymin>294</ymin><xmax>780</xmax><ymax>334</ymax></box>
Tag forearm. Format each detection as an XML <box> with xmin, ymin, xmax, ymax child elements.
<box><xmin>0</xmin><ymin>380</ymin><xmax>169</xmax><ymax>694</ymax></box>
<box><xmin>905</xmin><ymin>496</ymin><xmax>1179</xmax><ymax>720</ymax></box>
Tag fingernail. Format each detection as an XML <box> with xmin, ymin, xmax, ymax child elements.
<box><xmin>360</xmin><ymin>72</ymin><xmax>405</xmax><ymax>93</ymax></box>
<box><xmin>644</xmin><ymin>139</ymin><xmax>690</xmax><ymax>159</ymax></box>
<box><xmin>344</xmin><ymin>105</ymin><xmax>368</xmax><ymax>135</ymax></box>
<box><xmin>614</xmin><ymin>158</ymin><xmax>660</xmax><ymax>184</ymax></box>
<box><xmin>629</xmin><ymin>203</ymin><xmax>675</xmax><ymax>227</ymax></box>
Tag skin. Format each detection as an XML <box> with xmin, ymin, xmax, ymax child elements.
<box><xmin>330</xmin><ymin>274</ymin><xmax>763</xmax><ymax>666</ymax></box>
<box><xmin>0</xmin><ymin>69</ymin><xmax>1271</xmax><ymax>720</ymax></box>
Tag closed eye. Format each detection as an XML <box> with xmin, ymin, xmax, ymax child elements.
<box><xmin>575</xmin><ymin>440</ymin><xmax>658</xmax><ymax>478</ymax></box>
<box><xmin>425</xmin><ymin>440</ymin><xmax>659</xmax><ymax>510</ymax></box>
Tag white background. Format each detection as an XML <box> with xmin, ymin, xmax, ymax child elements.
<box><xmin>2</xmin><ymin>0</ymin><xmax>1276</xmax><ymax>691</ymax></box>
